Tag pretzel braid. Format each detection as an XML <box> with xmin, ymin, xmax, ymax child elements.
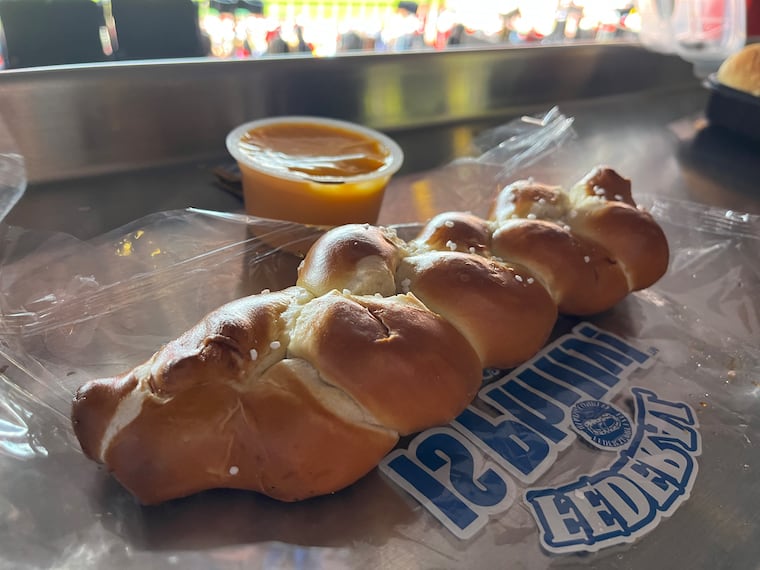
<box><xmin>72</xmin><ymin>166</ymin><xmax>668</xmax><ymax>504</ymax></box>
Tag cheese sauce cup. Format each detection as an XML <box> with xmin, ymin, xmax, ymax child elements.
<box><xmin>226</xmin><ymin>116</ymin><xmax>404</xmax><ymax>226</ymax></box>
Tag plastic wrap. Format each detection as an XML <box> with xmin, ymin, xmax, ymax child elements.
<box><xmin>0</xmin><ymin>114</ymin><xmax>26</xmax><ymax>224</ymax></box>
<box><xmin>377</xmin><ymin>107</ymin><xmax>576</xmax><ymax>224</ymax></box>
<box><xmin>0</xmin><ymin>109</ymin><xmax>759</xmax><ymax>569</ymax></box>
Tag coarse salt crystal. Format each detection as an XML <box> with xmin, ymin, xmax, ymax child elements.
<box><xmin>563</xmin><ymin>224</ymin><xmax>571</xmax><ymax>232</ymax></box>
<box><xmin>538</xmin><ymin>198</ymin><xmax>547</xmax><ymax>205</ymax></box>
<box><xmin>526</xmin><ymin>213</ymin><xmax>537</xmax><ymax>220</ymax></box>
<box><xmin>270</xmin><ymin>340</ymin><xmax>281</xmax><ymax>350</ymax></box>
<box><xmin>342</xmin><ymin>288</ymin><xmax>351</xmax><ymax>295</ymax></box>
<box><xmin>249</xmin><ymin>349</ymin><xmax>258</xmax><ymax>361</ymax></box>
<box><xmin>260</xmin><ymin>288</ymin><xmax>270</xmax><ymax>294</ymax></box>
<box><xmin>229</xmin><ymin>466</ymin><xmax>239</xmax><ymax>475</ymax></box>
<box><xmin>468</xmin><ymin>247</ymin><xmax>476</xmax><ymax>254</ymax></box>
<box><xmin>515</xmin><ymin>275</ymin><xmax>524</xmax><ymax>283</ymax></box>
<box><xmin>614</xmin><ymin>194</ymin><xmax>623</xmax><ymax>201</ymax></box>
<box><xmin>527</xmin><ymin>277</ymin><xmax>535</xmax><ymax>284</ymax></box>
<box><xmin>583</xmin><ymin>256</ymin><xmax>591</xmax><ymax>263</ymax></box>
<box><xmin>446</xmin><ymin>240</ymin><xmax>457</xmax><ymax>251</ymax></box>
<box><xmin>444</xmin><ymin>220</ymin><xmax>455</xmax><ymax>228</ymax></box>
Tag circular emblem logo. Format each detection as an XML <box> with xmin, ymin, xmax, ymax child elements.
<box><xmin>482</xmin><ymin>368</ymin><xmax>504</xmax><ymax>384</ymax></box>
<box><xmin>570</xmin><ymin>400</ymin><xmax>632</xmax><ymax>450</ymax></box>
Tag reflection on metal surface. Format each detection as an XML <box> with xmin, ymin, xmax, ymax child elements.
<box><xmin>0</xmin><ymin>44</ymin><xmax>698</xmax><ymax>184</ymax></box>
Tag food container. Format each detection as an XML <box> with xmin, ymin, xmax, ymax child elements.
<box><xmin>704</xmin><ymin>73</ymin><xmax>760</xmax><ymax>142</ymax></box>
<box><xmin>226</xmin><ymin>116</ymin><xmax>404</xmax><ymax>226</ymax></box>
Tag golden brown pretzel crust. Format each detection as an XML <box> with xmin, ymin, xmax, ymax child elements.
<box><xmin>397</xmin><ymin>252</ymin><xmax>556</xmax><ymax>368</ymax></box>
<box><xmin>578</xmin><ymin>166</ymin><xmax>636</xmax><ymax>206</ymax></box>
<box><xmin>73</xmin><ymin>374</ymin><xmax>137</xmax><ymax>461</ymax></box>
<box><xmin>72</xmin><ymin>288</ymin><xmax>481</xmax><ymax>505</ymax></box>
<box><xmin>297</xmin><ymin>224</ymin><xmax>404</xmax><ymax>297</ymax></box>
<box><xmin>489</xmin><ymin>180</ymin><xmax>569</xmax><ymax>222</ymax></box>
<box><xmin>414</xmin><ymin>212</ymin><xmax>492</xmax><ymax>256</ymax></box>
<box><xmin>103</xmin><ymin>359</ymin><xmax>399</xmax><ymax>504</ymax></box>
<box><xmin>570</xmin><ymin>203</ymin><xmax>669</xmax><ymax>291</ymax></box>
<box><xmin>289</xmin><ymin>292</ymin><xmax>482</xmax><ymax>434</ymax></box>
<box><xmin>491</xmin><ymin>220</ymin><xmax>630</xmax><ymax>315</ymax></box>
<box><xmin>71</xmin><ymin>166</ymin><xmax>669</xmax><ymax>505</ymax></box>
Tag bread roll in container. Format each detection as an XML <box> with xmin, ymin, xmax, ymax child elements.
<box><xmin>705</xmin><ymin>43</ymin><xmax>760</xmax><ymax>141</ymax></box>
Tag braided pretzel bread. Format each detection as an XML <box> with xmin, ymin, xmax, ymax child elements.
<box><xmin>71</xmin><ymin>166</ymin><xmax>668</xmax><ymax>505</ymax></box>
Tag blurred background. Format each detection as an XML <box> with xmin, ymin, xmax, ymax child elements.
<box><xmin>0</xmin><ymin>0</ymin><xmax>757</xmax><ymax>70</ymax></box>
<box><xmin>0</xmin><ymin>0</ymin><xmax>655</xmax><ymax>69</ymax></box>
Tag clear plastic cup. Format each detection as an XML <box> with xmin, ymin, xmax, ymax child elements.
<box><xmin>637</xmin><ymin>0</ymin><xmax>678</xmax><ymax>54</ymax></box>
<box><xmin>672</xmin><ymin>0</ymin><xmax>747</xmax><ymax>77</ymax></box>
<box><xmin>226</xmin><ymin>116</ymin><xmax>404</xmax><ymax>227</ymax></box>
<box><xmin>639</xmin><ymin>0</ymin><xmax>746</xmax><ymax>78</ymax></box>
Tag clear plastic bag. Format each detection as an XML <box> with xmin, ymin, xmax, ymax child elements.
<box><xmin>0</xmin><ymin>109</ymin><xmax>758</xmax><ymax>569</ymax></box>
<box><xmin>378</xmin><ymin>107</ymin><xmax>576</xmax><ymax>224</ymax></box>
<box><xmin>0</xmin><ymin>113</ymin><xmax>26</xmax><ymax>224</ymax></box>
<box><xmin>0</xmin><ymin>209</ymin><xmax>325</xmax><ymax>415</ymax></box>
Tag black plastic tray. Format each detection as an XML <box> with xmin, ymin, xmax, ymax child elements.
<box><xmin>704</xmin><ymin>73</ymin><xmax>760</xmax><ymax>142</ymax></box>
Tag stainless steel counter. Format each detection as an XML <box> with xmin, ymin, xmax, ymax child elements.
<box><xmin>0</xmin><ymin>43</ymin><xmax>699</xmax><ymax>185</ymax></box>
<box><xmin>2</xmin><ymin>44</ymin><xmax>758</xmax><ymax>239</ymax></box>
<box><xmin>5</xmin><ymin>83</ymin><xmax>760</xmax><ymax>240</ymax></box>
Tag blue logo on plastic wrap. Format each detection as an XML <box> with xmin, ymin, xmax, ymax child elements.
<box><xmin>379</xmin><ymin>323</ymin><xmax>701</xmax><ymax>554</ymax></box>
<box><xmin>525</xmin><ymin>388</ymin><xmax>702</xmax><ymax>554</ymax></box>
<box><xmin>571</xmin><ymin>400</ymin><xmax>632</xmax><ymax>450</ymax></box>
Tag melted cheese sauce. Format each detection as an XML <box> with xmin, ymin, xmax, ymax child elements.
<box><xmin>239</xmin><ymin>122</ymin><xmax>391</xmax><ymax>180</ymax></box>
